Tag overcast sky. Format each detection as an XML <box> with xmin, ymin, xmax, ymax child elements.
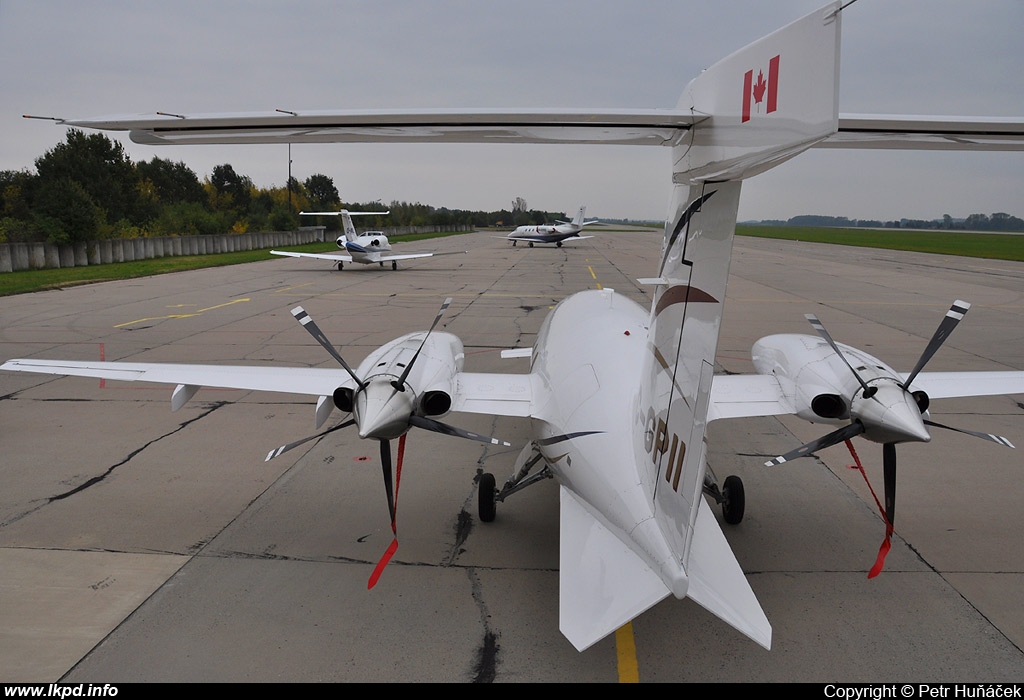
<box><xmin>1</xmin><ymin>0</ymin><xmax>1022</xmax><ymax>222</ymax></box>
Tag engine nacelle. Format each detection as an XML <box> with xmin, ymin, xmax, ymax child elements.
<box><xmin>418</xmin><ymin>390</ymin><xmax>452</xmax><ymax>416</ymax></box>
<box><xmin>810</xmin><ymin>393</ymin><xmax>847</xmax><ymax>419</ymax></box>
<box><xmin>333</xmin><ymin>386</ymin><xmax>354</xmax><ymax>413</ymax></box>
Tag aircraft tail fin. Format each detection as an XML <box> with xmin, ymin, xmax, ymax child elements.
<box><xmin>559</xmin><ymin>486</ymin><xmax>770</xmax><ymax>651</ymax></box>
<box><xmin>571</xmin><ymin>205</ymin><xmax>586</xmax><ymax>228</ymax></box>
<box><xmin>559</xmin><ymin>487</ymin><xmax>671</xmax><ymax>652</ymax></box>
<box><xmin>634</xmin><ymin>1</ymin><xmax>842</xmax><ymax>624</ymax></box>
<box><xmin>675</xmin><ymin>2</ymin><xmax>842</xmax><ymax>183</ymax></box>
<box><xmin>686</xmin><ymin>499</ymin><xmax>771</xmax><ymax>649</ymax></box>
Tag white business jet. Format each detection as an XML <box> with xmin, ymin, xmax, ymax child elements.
<box><xmin>506</xmin><ymin>206</ymin><xmax>599</xmax><ymax>247</ymax></box>
<box><xmin>270</xmin><ymin>209</ymin><xmax>463</xmax><ymax>270</ymax></box>
<box><xmin>9</xmin><ymin>2</ymin><xmax>1024</xmax><ymax>651</ymax></box>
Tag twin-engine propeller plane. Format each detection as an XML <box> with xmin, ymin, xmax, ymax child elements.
<box><xmin>270</xmin><ymin>209</ymin><xmax>464</xmax><ymax>270</ymax></box>
<box><xmin>506</xmin><ymin>205</ymin><xmax>599</xmax><ymax>247</ymax></box>
<box><xmin>8</xmin><ymin>2</ymin><xmax>1024</xmax><ymax>651</ymax></box>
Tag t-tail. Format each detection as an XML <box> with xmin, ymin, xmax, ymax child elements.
<box><xmin>634</xmin><ymin>2</ymin><xmax>842</xmax><ymax>648</ymax></box>
<box><xmin>299</xmin><ymin>209</ymin><xmax>390</xmax><ymax>243</ymax></box>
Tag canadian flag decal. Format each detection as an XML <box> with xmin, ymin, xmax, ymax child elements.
<box><xmin>742</xmin><ymin>54</ymin><xmax>779</xmax><ymax>123</ymax></box>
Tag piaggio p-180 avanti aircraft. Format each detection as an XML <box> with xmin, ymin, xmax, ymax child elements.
<box><xmin>7</xmin><ymin>3</ymin><xmax>1024</xmax><ymax>651</ymax></box>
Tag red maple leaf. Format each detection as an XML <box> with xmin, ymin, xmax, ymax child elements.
<box><xmin>752</xmin><ymin>70</ymin><xmax>767</xmax><ymax>106</ymax></box>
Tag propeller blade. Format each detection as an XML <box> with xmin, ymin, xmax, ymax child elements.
<box><xmin>265</xmin><ymin>419</ymin><xmax>356</xmax><ymax>461</ymax></box>
<box><xmin>380</xmin><ymin>439</ymin><xmax>395</xmax><ymax>525</ymax></box>
<box><xmin>291</xmin><ymin>306</ymin><xmax>364</xmax><ymax>389</ymax></box>
<box><xmin>923</xmin><ymin>419</ymin><xmax>1015</xmax><ymax>448</ymax></box>
<box><xmin>409</xmin><ymin>415</ymin><xmax>511</xmax><ymax>446</ymax></box>
<box><xmin>903</xmin><ymin>300</ymin><xmax>971</xmax><ymax>388</ymax></box>
<box><xmin>392</xmin><ymin>297</ymin><xmax>453</xmax><ymax>391</ymax></box>
<box><xmin>883</xmin><ymin>442</ymin><xmax>897</xmax><ymax>526</ymax></box>
<box><xmin>765</xmin><ymin>422</ymin><xmax>866</xmax><ymax>466</ymax></box>
<box><xmin>805</xmin><ymin>313</ymin><xmax>876</xmax><ymax>398</ymax></box>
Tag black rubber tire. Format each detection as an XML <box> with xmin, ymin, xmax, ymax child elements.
<box><xmin>337</xmin><ymin>262</ymin><xmax>344</xmax><ymax>270</ymax></box>
<box><xmin>722</xmin><ymin>475</ymin><xmax>745</xmax><ymax>525</ymax></box>
<box><xmin>479</xmin><ymin>473</ymin><xmax>497</xmax><ymax>523</ymax></box>
<box><xmin>392</xmin><ymin>261</ymin><xmax>398</xmax><ymax>270</ymax></box>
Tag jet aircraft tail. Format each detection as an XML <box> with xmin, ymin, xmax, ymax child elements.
<box><xmin>570</xmin><ymin>206</ymin><xmax>586</xmax><ymax>228</ymax></box>
<box><xmin>299</xmin><ymin>209</ymin><xmax>390</xmax><ymax>242</ymax></box>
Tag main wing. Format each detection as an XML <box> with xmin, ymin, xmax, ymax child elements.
<box><xmin>271</xmin><ymin>250</ymin><xmax>353</xmax><ymax>263</ymax></box>
<box><xmin>270</xmin><ymin>250</ymin><xmax>464</xmax><ymax>264</ymax></box>
<box><xmin>0</xmin><ymin>358</ymin><xmax>535</xmax><ymax>421</ymax></box>
<box><xmin>708</xmin><ymin>370</ymin><xmax>1024</xmax><ymax>422</ymax></box>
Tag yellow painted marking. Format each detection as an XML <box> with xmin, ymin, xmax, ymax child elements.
<box><xmin>588</xmin><ymin>266</ymin><xmax>598</xmax><ymax>280</ymax></box>
<box><xmin>273</xmin><ymin>282</ymin><xmax>316</xmax><ymax>294</ymax></box>
<box><xmin>615</xmin><ymin>622</ymin><xmax>640</xmax><ymax>683</ymax></box>
<box><xmin>115</xmin><ymin>298</ymin><xmax>251</xmax><ymax>328</ymax></box>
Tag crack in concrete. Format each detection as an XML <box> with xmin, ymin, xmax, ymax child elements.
<box><xmin>0</xmin><ymin>401</ymin><xmax>230</xmax><ymax>528</ymax></box>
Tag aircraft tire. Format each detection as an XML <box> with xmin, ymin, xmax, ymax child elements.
<box><xmin>337</xmin><ymin>262</ymin><xmax>344</xmax><ymax>271</ymax></box>
<box><xmin>528</xmin><ymin>242</ymin><xmax>534</xmax><ymax>248</ymax></box>
<box><xmin>479</xmin><ymin>473</ymin><xmax>497</xmax><ymax>523</ymax></box>
<box><xmin>722</xmin><ymin>475</ymin><xmax>745</xmax><ymax>525</ymax></box>
<box><xmin>556</xmin><ymin>241</ymin><xmax>562</xmax><ymax>248</ymax></box>
<box><xmin>392</xmin><ymin>261</ymin><xmax>398</xmax><ymax>270</ymax></box>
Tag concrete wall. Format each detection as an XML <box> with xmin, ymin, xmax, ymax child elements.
<box><xmin>0</xmin><ymin>225</ymin><xmax>471</xmax><ymax>273</ymax></box>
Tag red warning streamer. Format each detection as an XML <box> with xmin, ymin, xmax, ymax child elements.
<box><xmin>844</xmin><ymin>439</ymin><xmax>893</xmax><ymax>578</ymax></box>
<box><xmin>368</xmin><ymin>434</ymin><xmax>408</xmax><ymax>589</ymax></box>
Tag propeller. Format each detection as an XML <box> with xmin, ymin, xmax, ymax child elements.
<box><xmin>265</xmin><ymin>299</ymin><xmax>510</xmax><ymax>587</ymax></box>
<box><xmin>391</xmin><ymin>298</ymin><xmax>452</xmax><ymax>392</ymax></box>
<box><xmin>805</xmin><ymin>313</ymin><xmax>877</xmax><ymax>399</ymax></box>
<box><xmin>767</xmin><ymin>300</ymin><xmax>1014</xmax><ymax>536</ymax></box>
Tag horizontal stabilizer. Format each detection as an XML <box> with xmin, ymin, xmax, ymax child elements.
<box><xmin>559</xmin><ymin>487</ymin><xmax>670</xmax><ymax>652</ymax></box>
<box><xmin>452</xmin><ymin>372</ymin><xmax>535</xmax><ymax>417</ymax></box>
<box><xmin>708</xmin><ymin>374</ymin><xmax>793</xmax><ymax>421</ymax></box>
<box><xmin>686</xmin><ymin>499</ymin><xmax>772</xmax><ymax>650</ymax></box>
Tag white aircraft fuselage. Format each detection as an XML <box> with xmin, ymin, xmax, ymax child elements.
<box><xmin>337</xmin><ymin>230</ymin><xmax>395</xmax><ymax>266</ymax></box>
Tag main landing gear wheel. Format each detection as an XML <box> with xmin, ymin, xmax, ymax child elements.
<box><xmin>722</xmin><ymin>475</ymin><xmax>745</xmax><ymax>525</ymax></box>
<box><xmin>392</xmin><ymin>261</ymin><xmax>398</xmax><ymax>270</ymax></box>
<box><xmin>337</xmin><ymin>261</ymin><xmax>344</xmax><ymax>271</ymax></box>
<box><xmin>478</xmin><ymin>473</ymin><xmax>496</xmax><ymax>522</ymax></box>
<box><xmin>528</xmin><ymin>242</ymin><xmax>534</xmax><ymax>248</ymax></box>
<box><xmin>556</xmin><ymin>241</ymin><xmax>563</xmax><ymax>248</ymax></box>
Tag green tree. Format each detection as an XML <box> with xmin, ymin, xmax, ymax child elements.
<box><xmin>136</xmin><ymin>157</ymin><xmax>206</xmax><ymax>205</ymax></box>
<box><xmin>209</xmin><ymin>163</ymin><xmax>252</xmax><ymax>212</ymax></box>
<box><xmin>34</xmin><ymin>129</ymin><xmax>141</xmax><ymax>225</ymax></box>
<box><xmin>305</xmin><ymin>174</ymin><xmax>340</xmax><ymax>210</ymax></box>
<box><xmin>33</xmin><ymin>178</ymin><xmax>100</xmax><ymax>243</ymax></box>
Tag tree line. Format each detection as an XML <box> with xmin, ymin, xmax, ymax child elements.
<box><xmin>756</xmin><ymin>213</ymin><xmax>1024</xmax><ymax>232</ymax></box>
<box><xmin>0</xmin><ymin>130</ymin><xmax>565</xmax><ymax>245</ymax></box>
